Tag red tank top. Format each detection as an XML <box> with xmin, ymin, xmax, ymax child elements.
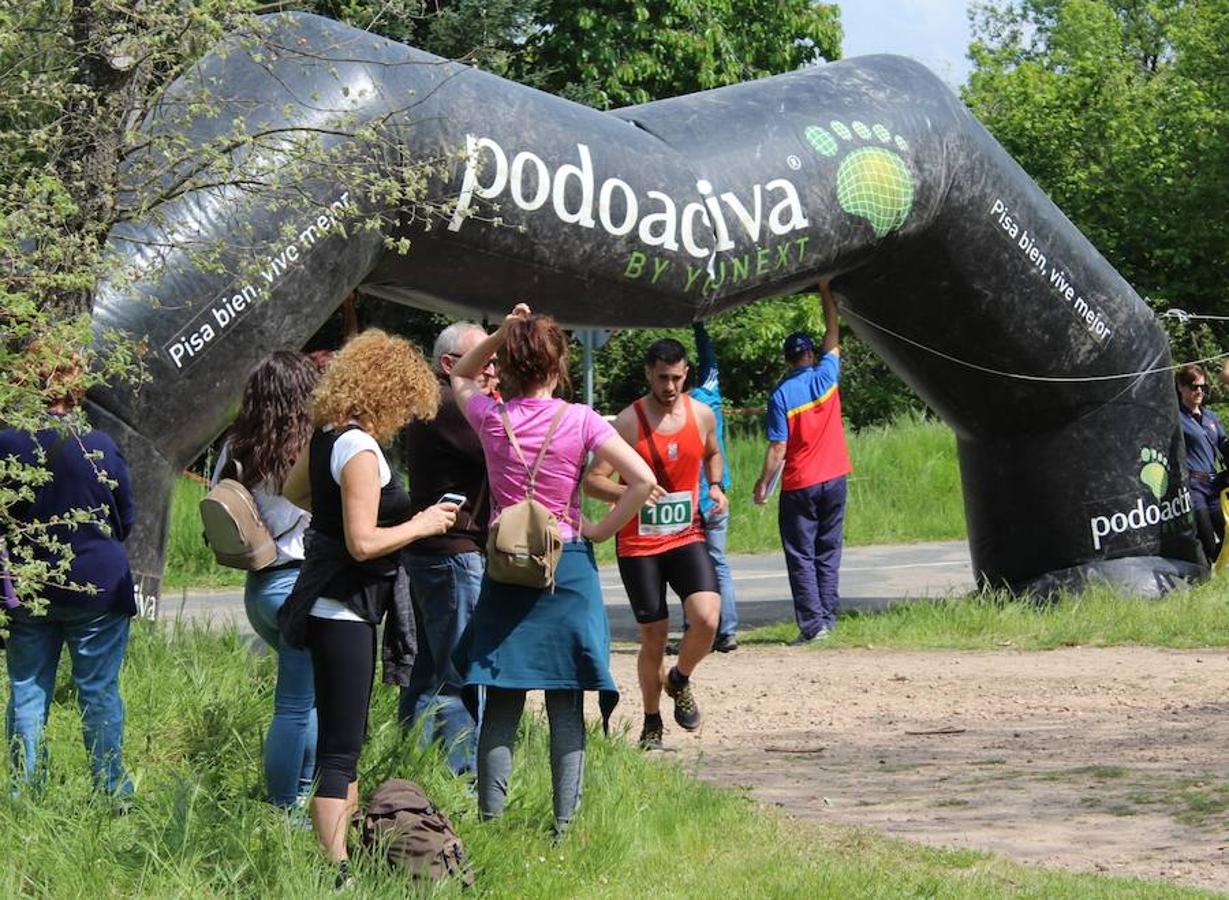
<box><xmin>616</xmin><ymin>396</ymin><xmax>706</xmax><ymax>557</ymax></box>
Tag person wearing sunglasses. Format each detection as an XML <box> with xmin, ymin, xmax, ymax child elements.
<box><xmin>1176</xmin><ymin>363</ymin><xmax>1229</xmax><ymax>561</ymax></box>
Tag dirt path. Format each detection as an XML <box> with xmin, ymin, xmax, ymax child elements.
<box><xmin>603</xmin><ymin>645</ymin><xmax>1229</xmax><ymax>893</ymax></box>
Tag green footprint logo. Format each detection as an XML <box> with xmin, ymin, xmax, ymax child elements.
<box><xmin>1139</xmin><ymin>447</ymin><xmax>1169</xmax><ymax>501</ymax></box>
<box><xmin>804</xmin><ymin>120</ymin><xmax>914</xmax><ymax>238</ymax></box>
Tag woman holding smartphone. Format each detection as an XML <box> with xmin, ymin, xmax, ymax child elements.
<box><xmin>278</xmin><ymin>329</ymin><xmax>458</xmax><ymax>887</ymax></box>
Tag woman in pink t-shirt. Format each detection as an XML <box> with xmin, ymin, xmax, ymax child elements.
<box><xmin>451</xmin><ymin>303</ymin><xmax>654</xmax><ymax>837</ymax></box>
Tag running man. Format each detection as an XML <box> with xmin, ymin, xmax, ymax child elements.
<box><xmin>584</xmin><ymin>338</ymin><xmax>726</xmax><ymax>749</ymax></box>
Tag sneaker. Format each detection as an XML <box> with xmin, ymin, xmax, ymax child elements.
<box><xmin>664</xmin><ymin>638</ymin><xmax>681</xmax><ymax>656</ymax></box>
<box><xmin>712</xmin><ymin>633</ymin><xmax>739</xmax><ymax>653</ymax></box>
<box><xmin>664</xmin><ymin>667</ymin><xmax>701</xmax><ymax>731</ymax></box>
<box><xmin>334</xmin><ymin>862</ymin><xmax>354</xmax><ymax>891</ymax></box>
<box><xmin>111</xmin><ymin>796</ymin><xmax>135</xmax><ymax>818</ymax></box>
<box><xmin>788</xmin><ymin>627</ymin><xmax>832</xmax><ymax>646</ymax></box>
<box><xmin>638</xmin><ymin>717</ymin><xmax>664</xmax><ymax>751</ymax></box>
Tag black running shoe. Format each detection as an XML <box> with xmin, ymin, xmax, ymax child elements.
<box><xmin>638</xmin><ymin>717</ymin><xmax>664</xmax><ymax>751</ymax></box>
<box><xmin>334</xmin><ymin>861</ymin><xmax>354</xmax><ymax>891</ymax></box>
<box><xmin>664</xmin><ymin>667</ymin><xmax>701</xmax><ymax>731</ymax></box>
<box><xmin>712</xmin><ymin>633</ymin><xmax>739</xmax><ymax>653</ymax></box>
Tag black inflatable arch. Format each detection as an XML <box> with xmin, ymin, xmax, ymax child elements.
<box><xmin>87</xmin><ymin>13</ymin><xmax>1203</xmax><ymax>612</ymax></box>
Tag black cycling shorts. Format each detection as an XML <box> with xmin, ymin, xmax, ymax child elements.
<box><xmin>616</xmin><ymin>540</ymin><xmax>719</xmax><ymax>624</ymax></box>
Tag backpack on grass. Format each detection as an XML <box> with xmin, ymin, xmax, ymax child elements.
<box><xmin>485</xmin><ymin>403</ymin><xmax>569</xmax><ymax>591</ymax></box>
<box><xmin>199</xmin><ymin>461</ymin><xmax>277</xmax><ymax>570</ymax></box>
<box><xmin>361</xmin><ymin>779</ymin><xmax>473</xmax><ymax>886</ymax></box>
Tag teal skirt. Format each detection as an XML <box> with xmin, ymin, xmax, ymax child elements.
<box><xmin>456</xmin><ymin>542</ymin><xmax>618</xmax><ymax>724</ymax></box>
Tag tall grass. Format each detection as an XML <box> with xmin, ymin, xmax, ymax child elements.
<box><xmin>744</xmin><ymin>577</ymin><xmax>1229</xmax><ymax>650</ymax></box>
<box><xmin>166</xmin><ymin>416</ymin><xmax>964</xmax><ymax>585</ymax></box>
<box><xmin>0</xmin><ymin>627</ymin><xmax>1201</xmax><ymax>897</ymax></box>
<box><xmin>725</xmin><ymin>412</ymin><xmax>965</xmax><ymax>552</ymax></box>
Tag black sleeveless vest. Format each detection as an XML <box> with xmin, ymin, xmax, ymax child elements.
<box><xmin>307</xmin><ymin>424</ymin><xmax>413</xmax><ymax>602</ymax></box>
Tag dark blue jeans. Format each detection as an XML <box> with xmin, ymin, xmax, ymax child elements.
<box><xmin>778</xmin><ymin>476</ymin><xmax>847</xmax><ymax>638</ymax></box>
<box><xmin>399</xmin><ymin>552</ymin><xmax>483</xmax><ymax>775</ymax></box>
<box><xmin>5</xmin><ymin>605</ymin><xmax>133</xmax><ymax>797</ymax></box>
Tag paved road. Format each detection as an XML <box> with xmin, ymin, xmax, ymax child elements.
<box><xmin>165</xmin><ymin>540</ymin><xmax>974</xmax><ymax>642</ymax></box>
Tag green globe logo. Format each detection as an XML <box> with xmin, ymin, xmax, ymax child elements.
<box><xmin>804</xmin><ymin>121</ymin><xmax>915</xmax><ymax>238</ymax></box>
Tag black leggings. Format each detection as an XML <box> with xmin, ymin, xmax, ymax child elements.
<box><xmin>307</xmin><ymin>617</ymin><xmax>376</xmax><ymax>799</ymax></box>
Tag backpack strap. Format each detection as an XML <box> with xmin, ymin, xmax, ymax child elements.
<box><xmin>632</xmin><ymin>399</ymin><xmax>675</xmax><ymax>492</ymax></box>
<box><xmin>497</xmin><ymin>402</ymin><xmax>569</xmax><ymax>499</ymax></box>
<box><xmin>529</xmin><ymin>403</ymin><xmax>569</xmax><ymax>492</ymax></box>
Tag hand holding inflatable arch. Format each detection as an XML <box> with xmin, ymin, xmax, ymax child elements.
<box><xmin>87</xmin><ymin>12</ymin><xmax>1203</xmax><ymax>609</ymax></box>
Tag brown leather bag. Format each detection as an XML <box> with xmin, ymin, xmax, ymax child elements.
<box><xmin>485</xmin><ymin>402</ymin><xmax>570</xmax><ymax>590</ymax></box>
<box><xmin>361</xmin><ymin>779</ymin><xmax>473</xmax><ymax>886</ymax></box>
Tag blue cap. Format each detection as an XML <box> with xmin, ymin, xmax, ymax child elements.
<box><xmin>783</xmin><ymin>332</ymin><xmax>815</xmax><ymax>358</ymax></box>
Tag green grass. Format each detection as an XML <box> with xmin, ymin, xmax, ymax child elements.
<box><xmin>742</xmin><ymin>577</ymin><xmax>1229</xmax><ymax>650</ymax></box>
<box><xmin>0</xmin><ymin>627</ymin><xmax>1206</xmax><ymax>898</ymax></box>
<box><xmin>843</xmin><ymin>413</ymin><xmax>965</xmax><ymax>546</ymax></box>
<box><xmin>168</xmin><ymin>415</ymin><xmax>962</xmax><ymax>585</ymax></box>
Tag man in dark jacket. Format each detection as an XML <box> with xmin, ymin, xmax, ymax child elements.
<box><xmin>398</xmin><ymin>322</ymin><xmax>496</xmax><ymax>774</ymax></box>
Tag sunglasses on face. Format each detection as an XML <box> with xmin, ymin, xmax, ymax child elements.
<box><xmin>1184</xmin><ymin>383</ymin><xmax>1209</xmax><ymax>393</ymax></box>
<box><xmin>445</xmin><ymin>353</ymin><xmax>498</xmax><ymax>371</ymax></box>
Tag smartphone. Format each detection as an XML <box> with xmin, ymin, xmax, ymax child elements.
<box><xmin>437</xmin><ymin>492</ymin><xmax>467</xmax><ymax>507</ymax></box>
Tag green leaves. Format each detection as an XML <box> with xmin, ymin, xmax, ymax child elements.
<box><xmin>963</xmin><ymin>0</ymin><xmax>1229</xmax><ymax>356</ymax></box>
<box><xmin>508</xmin><ymin>0</ymin><xmax>842</xmax><ymax>110</ymax></box>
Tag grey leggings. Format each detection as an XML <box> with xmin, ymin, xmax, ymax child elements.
<box><xmin>478</xmin><ymin>687</ymin><xmax>586</xmax><ymax>829</ymax></box>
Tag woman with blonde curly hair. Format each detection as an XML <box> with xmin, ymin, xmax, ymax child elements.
<box><xmin>277</xmin><ymin>328</ymin><xmax>457</xmax><ymax>885</ymax></box>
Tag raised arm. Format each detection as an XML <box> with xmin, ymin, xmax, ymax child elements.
<box><xmin>693</xmin><ymin>321</ymin><xmax>717</xmax><ymax>389</ymax></box>
<box><xmin>451</xmin><ymin>303</ymin><xmax>530</xmax><ymax>410</ymax></box>
<box><xmin>819</xmin><ymin>277</ymin><xmax>840</xmax><ymax>356</ymax></box>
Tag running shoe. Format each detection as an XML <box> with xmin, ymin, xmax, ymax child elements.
<box><xmin>712</xmin><ymin>633</ymin><xmax>739</xmax><ymax>653</ymax></box>
<box><xmin>788</xmin><ymin>626</ymin><xmax>832</xmax><ymax>646</ymax></box>
<box><xmin>638</xmin><ymin>718</ymin><xmax>664</xmax><ymax>751</ymax></box>
<box><xmin>664</xmin><ymin>666</ymin><xmax>701</xmax><ymax>731</ymax></box>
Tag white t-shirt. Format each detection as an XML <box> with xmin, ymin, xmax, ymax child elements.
<box><xmin>311</xmin><ymin>424</ymin><xmax>393</xmax><ymax>621</ymax></box>
<box><xmin>329</xmin><ymin>428</ymin><xmax>392</xmax><ymax>487</ymax></box>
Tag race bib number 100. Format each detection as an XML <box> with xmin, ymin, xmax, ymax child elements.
<box><xmin>638</xmin><ymin>490</ymin><xmax>694</xmax><ymax>536</ymax></box>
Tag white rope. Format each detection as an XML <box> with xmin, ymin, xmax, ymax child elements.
<box><xmin>1160</xmin><ymin>308</ymin><xmax>1229</xmax><ymax>323</ymax></box>
<box><xmin>840</xmin><ymin>305</ymin><xmax>1229</xmax><ymax>385</ymax></box>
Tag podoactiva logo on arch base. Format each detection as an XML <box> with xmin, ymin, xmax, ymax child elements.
<box><xmin>1088</xmin><ymin>447</ymin><xmax>1193</xmax><ymax>553</ymax></box>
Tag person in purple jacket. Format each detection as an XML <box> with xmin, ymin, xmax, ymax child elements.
<box><xmin>1</xmin><ymin>349</ymin><xmax>137</xmax><ymax>800</ymax></box>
